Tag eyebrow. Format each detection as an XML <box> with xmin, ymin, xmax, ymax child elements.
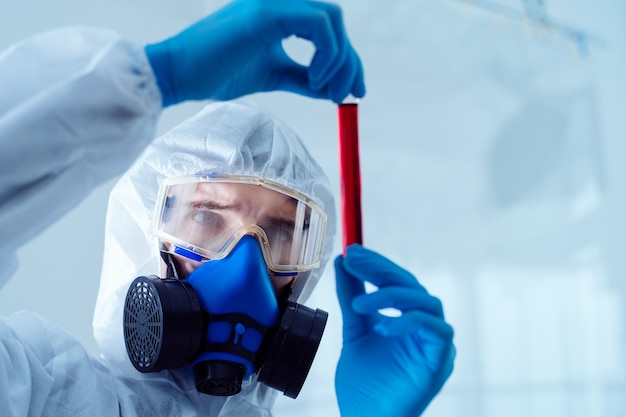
<box><xmin>190</xmin><ymin>199</ymin><xmax>239</xmax><ymax>211</ymax></box>
<box><xmin>189</xmin><ymin>199</ymin><xmax>299</xmax><ymax>229</ymax></box>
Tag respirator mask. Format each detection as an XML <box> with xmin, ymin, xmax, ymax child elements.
<box><xmin>123</xmin><ymin>175</ymin><xmax>328</xmax><ymax>398</ymax></box>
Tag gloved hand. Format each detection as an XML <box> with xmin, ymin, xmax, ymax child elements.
<box><xmin>145</xmin><ymin>0</ymin><xmax>366</xmax><ymax>107</ymax></box>
<box><xmin>334</xmin><ymin>245</ymin><xmax>456</xmax><ymax>417</ymax></box>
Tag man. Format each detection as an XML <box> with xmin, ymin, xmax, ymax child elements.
<box><xmin>0</xmin><ymin>0</ymin><xmax>453</xmax><ymax>414</ymax></box>
<box><xmin>0</xmin><ymin>0</ymin><xmax>365</xmax><ymax>283</ymax></box>
<box><xmin>92</xmin><ymin>100</ymin><xmax>455</xmax><ymax>416</ymax></box>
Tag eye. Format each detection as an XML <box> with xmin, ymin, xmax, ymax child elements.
<box><xmin>190</xmin><ymin>210</ymin><xmax>223</xmax><ymax>232</ymax></box>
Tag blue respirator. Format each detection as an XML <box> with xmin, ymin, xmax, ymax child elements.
<box><xmin>122</xmin><ymin>236</ymin><xmax>328</xmax><ymax>398</ymax></box>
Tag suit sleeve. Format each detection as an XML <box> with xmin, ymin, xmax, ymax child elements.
<box><xmin>0</xmin><ymin>27</ymin><xmax>162</xmax><ymax>288</ymax></box>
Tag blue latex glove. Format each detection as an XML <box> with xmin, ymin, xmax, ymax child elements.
<box><xmin>145</xmin><ymin>0</ymin><xmax>366</xmax><ymax>107</ymax></box>
<box><xmin>334</xmin><ymin>245</ymin><xmax>456</xmax><ymax>417</ymax></box>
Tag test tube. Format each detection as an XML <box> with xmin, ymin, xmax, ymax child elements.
<box><xmin>338</xmin><ymin>97</ymin><xmax>363</xmax><ymax>255</ymax></box>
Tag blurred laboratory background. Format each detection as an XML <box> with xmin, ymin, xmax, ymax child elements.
<box><xmin>1</xmin><ymin>0</ymin><xmax>625</xmax><ymax>416</ymax></box>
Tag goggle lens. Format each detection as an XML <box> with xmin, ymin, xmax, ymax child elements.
<box><xmin>154</xmin><ymin>177</ymin><xmax>326</xmax><ymax>272</ymax></box>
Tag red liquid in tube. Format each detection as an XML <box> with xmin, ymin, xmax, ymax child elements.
<box><xmin>338</xmin><ymin>103</ymin><xmax>363</xmax><ymax>255</ymax></box>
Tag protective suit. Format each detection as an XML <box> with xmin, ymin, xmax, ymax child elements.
<box><xmin>0</xmin><ymin>27</ymin><xmax>161</xmax><ymax>288</ymax></box>
<box><xmin>0</xmin><ymin>27</ymin><xmax>162</xmax><ymax>416</ymax></box>
<box><xmin>0</xmin><ymin>5</ymin><xmax>453</xmax><ymax>413</ymax></box>
<box><xmin>1</xmin><ymin>98</ymin><xmax>334</xmax><ymax>416</ymax></box>
<box><xmin>0</xmin><ymin>27</ymin><xmax>335</xmax><ymax>412</ymax></box>
<box><xmin>0</xmin><ymin>0</ymin><xmax>363</xmax><ymax>286</ymax></box>
<box><xmin>92</xmin><ymin>100</ymin><xmax>336</xmax><ymax>416</ymax></box>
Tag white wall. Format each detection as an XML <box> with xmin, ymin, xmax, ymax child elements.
<box><xmin>1</xmin><ymin>1</ymin><xmax>625</xmax><ymax>416</ymax></box>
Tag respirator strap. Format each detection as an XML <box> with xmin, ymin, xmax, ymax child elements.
<box><xmin>160</xmin><ymin>248</ymin><xmax>180</xmax><ymax>280</ymax></box>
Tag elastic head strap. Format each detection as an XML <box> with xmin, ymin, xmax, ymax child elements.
<box><xmin>160</xmin><ymin>245</ymin><xmax>180</xmax><ymax>280</ymax></box>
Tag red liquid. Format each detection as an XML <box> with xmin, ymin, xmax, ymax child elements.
<box><xmin>338</xmin><ymin>103</ymin><xmax>363</xmax><ymax>255</ymax></box>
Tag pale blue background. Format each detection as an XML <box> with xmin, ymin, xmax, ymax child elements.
<box><xmin>1</xmin><ymin>1</ymin><xmax>625</xmax><ymax>416</ymax></box>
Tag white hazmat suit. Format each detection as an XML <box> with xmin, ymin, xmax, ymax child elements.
<box><xmin>0</xmin><ymin>27</ymin><xmax>161</xmax><ymax>284</ymax></box>
<box><xmin>0</xmin><ymin>27</ymin><xmax>161</xmax><ymax>417</ymax></box>
<box><xmin>93</xmin><ymin>100</ymin><xmax>336</xmax><ymax>416</ymax></box>
<box><xmin>0</xmin><ymin>27</ymin><xmax>335</xmax><ymax>416</ymax></box>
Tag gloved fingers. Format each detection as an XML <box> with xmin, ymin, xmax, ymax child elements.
<box><xmin>276</xmin><ymin>1</ymin><xmax>361</xmax><ymax>98</ymax></box>
<box><xmin>334</xmin><ymin>254</ymin><xmax>369</xmax><ymax>340</ymax></box>
<box><xmin>305</xmin><ymin>1</ymin><xmax>349</xmax><ymax>91</ymax></box>
<box><xmin>309</xmin><ymin>2</ymin><xmax>365</xmax><ymax>99</ymax></box>
<box><xmin>417</xmin><ymin>317</ymin><xmax>456</xmax><ymax>376</ymax></box>
<box><xmin>434</xmin><ymin>342</ymin><xmax>456</xmax><ymax>385</ymax></box>
<box><xmin>352</xmin><ymin>286</ymin><xmax>444</xmax><ymax>317</ymax></box>
<box><xmin>277</xmin><ymin>56</ymin><xmax>365</xmax><ymax>102</ymax></box>
<box><xmin>343</xmin><ymin>245</ymin><xmax>426</xmax><ymax>290</ymax></box>
<box><xmin>262</xmin><ymin>47</ymin><xmax>351</xmax><ymax>101</ymax></box>
<box><xmin>277</xmin><ymin>2</ymin><xmax>338</xmax><ymax>87</ymax></box>
<box><xmin>351</xmin><ymin>55</ymin><xmax>366</xmax><ymax>98</ymax></box>
<box><xmin>374</xmin><ymin>310</ymin><xmax>454</xmax><ymax>344</ymax></box>
<box><xmin>262</xmin><ymin>53</ymin><xmax>330</xmax><ymax>99</ymax></box>
<box><xmin>324</xmin><ymin>48</ymin><xmax>361</xmax><ymax>103</ymax></box>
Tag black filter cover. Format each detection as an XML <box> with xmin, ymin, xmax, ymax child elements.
<box><xmin>123</xmin><ymin>276</ymin><xmax>203</xmax><ymax>372</ymax></box>
<box><xmin>193</xmin><ymin>360</ymin><xmax>247</xmax><ymax>396</ymax></box>
<box><xmin>257</xmin><ymin>301</ymin><xmax>328</xmax><ymax>398</ymax></box>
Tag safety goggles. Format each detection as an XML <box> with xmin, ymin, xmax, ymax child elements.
<box><xmin>153</xmin><ymin>175</ymin><xmax>327</xmax><ymax>273</ymax></box>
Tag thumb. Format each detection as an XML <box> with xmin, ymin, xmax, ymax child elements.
<box><xmin>334</xmin><ymin>251</ymin><xmax>367</xmax><ymax>341</ymax></box>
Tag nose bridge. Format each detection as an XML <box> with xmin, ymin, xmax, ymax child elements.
<box><xmin>230</xmin><ymin>225</ymin><xmax>272</xmax><ymax>266</ymax></box>
<box><xmin>234</xmin><ymin>223</ymin><xmax>266</xmax><ymax>245</ymax></box>
<box><xmin>230</xmin><ymin>234</ymin><xmax>266</xmax><ymax>265</ymax></box>
<box><xmin>239</xmin><ymin>215</ymin><xmax>258</xmax><ymax>230</ymax></box>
